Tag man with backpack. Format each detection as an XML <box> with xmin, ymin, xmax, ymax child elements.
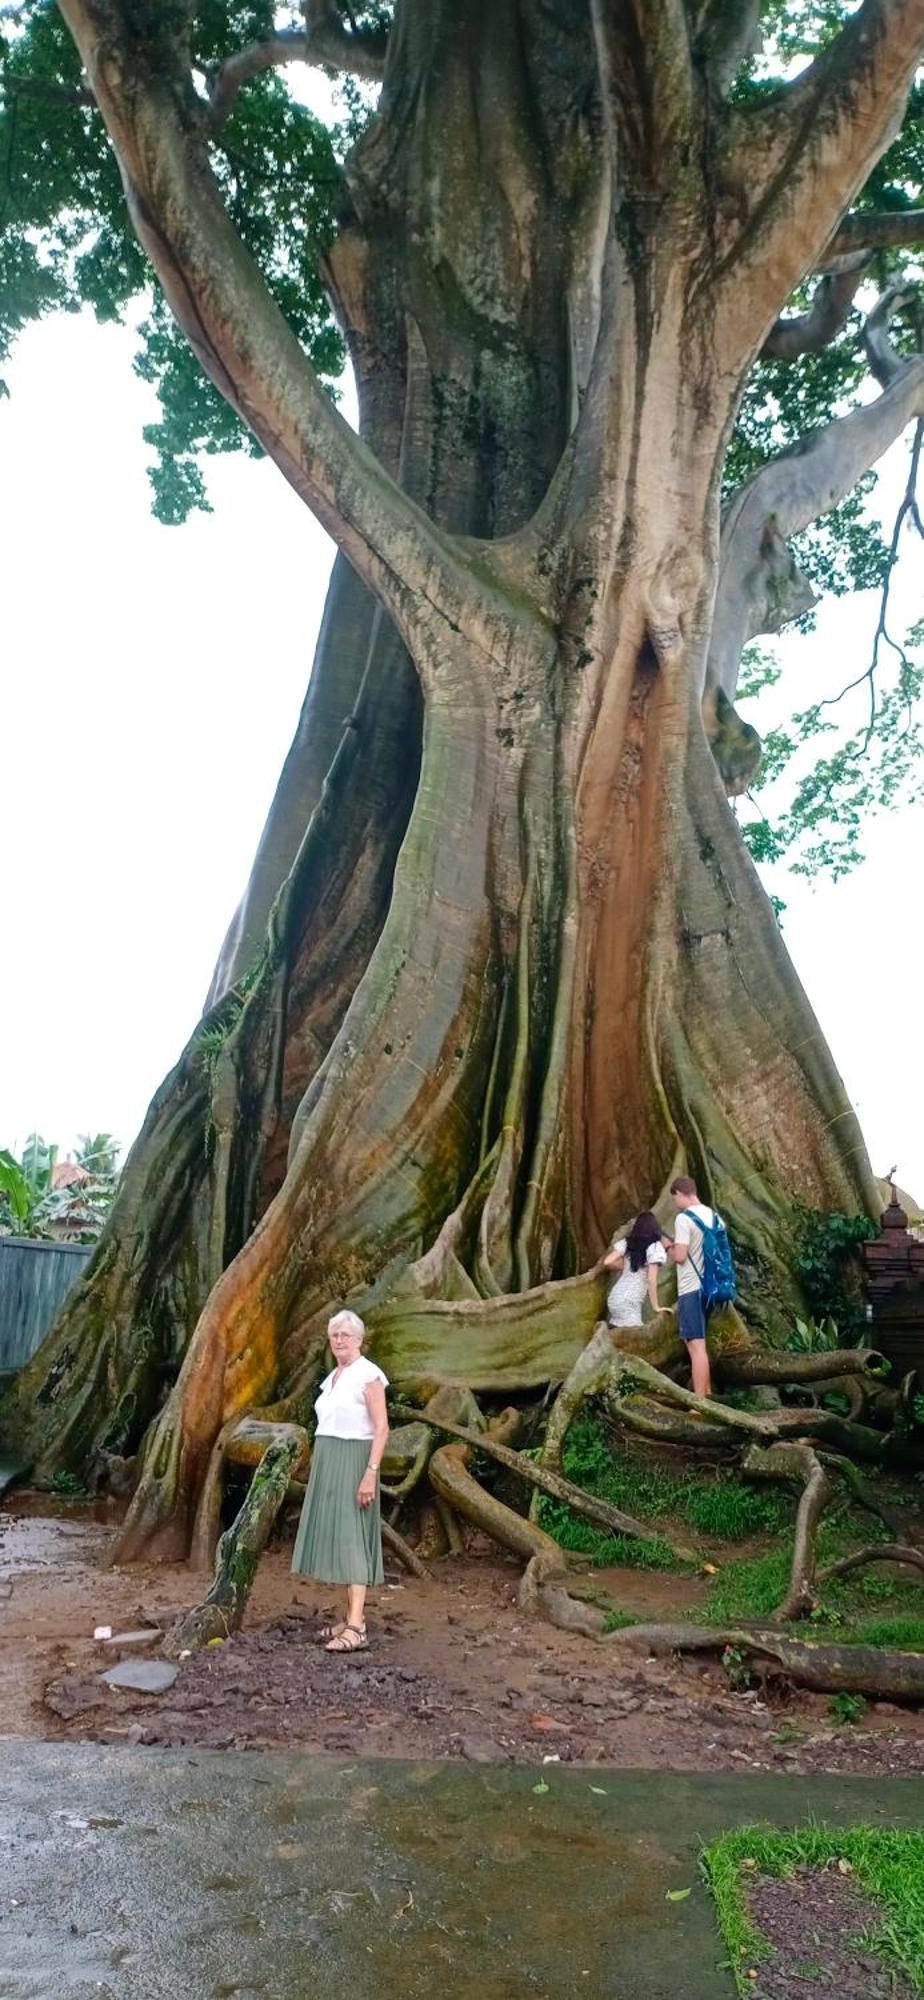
<box><xmin>667</xmin><ymin>1176</ymin><xmax>737</xmax><ymax>1399</ymax></box>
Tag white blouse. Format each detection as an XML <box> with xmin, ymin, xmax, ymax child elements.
<box><xmin>314</xmin><ymin>1355</ymin><xmax>389</xmax><ymax>1440</ymax></box>
<box><xmin>606</xmin><ymin>1238</ymin><xmax>667</xmax><ymax>1329</ymax></box>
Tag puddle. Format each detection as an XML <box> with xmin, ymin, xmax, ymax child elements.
<box><xmin>3</xmin><ymin>1742</ymin><xmax>920</xmax><ymax>1999</ymax></box>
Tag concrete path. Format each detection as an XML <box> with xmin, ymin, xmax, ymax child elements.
<box><xmin>0</xmin><ymin>1742</ymin><xmax>920</xmax><ymax>1999</ymax></box>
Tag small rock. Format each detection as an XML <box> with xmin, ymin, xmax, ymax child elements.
<box><xmin>459</xmin><ymin>1735</ymin><xmax>509</xmax><ymax>1763</ymax></box>
<box><xmin>100</xmin><ymin>1659</ymin><xmax>178</xmax><ymax>1695</ymax></box>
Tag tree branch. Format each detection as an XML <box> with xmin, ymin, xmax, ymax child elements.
<box><xmin>824</xmin><ymin>207</ymin><xmax>924</xmax><ymax>266</ymax></box>
<box><xmin>806</xmin><ymin>411</ymin><xmax>924</xmax><ymax>751</ymax></box>
<box><xmin>205</xmin><ymin>10</ymin><xmax>387</xmax><ymax>134</ymax></box>
<box><xmin>0</xmin><ymin>74</ymin><xmax>93</xmax><ymax>109</ymax></box>
<box><xmin>56</xmin><ymin>0</ymin><xmax>484</xmax><ymax>679</ymax></box>
<box><xmin>710</xmin><ymin>343</ymin><xmax>924</xmax><ymax>698</ymax></box>
<box><xmin>720</xmin><ymin>0</ymin><xmax>924</xmax><ymax>351</ymax></box>
<box><xmin>689</xmin><ymin>1</ymin><xmax>763</xmax><ymax>96</ymax></box>
<box><xmin>761</xmin><ymin>256</ymin><xmax>867</xmax><ymax>361</ymax></box>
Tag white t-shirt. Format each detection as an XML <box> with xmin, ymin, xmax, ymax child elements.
<box><xmin>606</xmin><ymin>1238</ymin><xmax>667</xmax><ymax>1328</ymax></box>
<box><xmin>674</xmin><ymin>1207</ymin><xmax>715</xmax><ymax>1296</ymax></box>
<box><xmin>314</xmin><ymin>1355</ymin><xmax>389</xmax><ymax>1440</ymax></box>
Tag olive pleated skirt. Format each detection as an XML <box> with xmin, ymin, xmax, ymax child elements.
<box><xmin>290</xmin><ymin>1435</ymin><xmax>384</xmax><ymax>1586</ymax></box>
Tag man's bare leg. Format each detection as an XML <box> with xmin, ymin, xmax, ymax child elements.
<box><xmin>689</xmin><ymin>1340</ymin><xmax>711</xmax><ymax>1399</ymax></box>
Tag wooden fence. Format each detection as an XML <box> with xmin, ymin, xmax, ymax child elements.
<box><xmin>0</xmin><ymin>1236</ymin><xmax>93</xmax><ymax>1378</ymax></box>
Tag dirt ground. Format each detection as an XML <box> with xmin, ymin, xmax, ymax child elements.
<box><xmin>747</xmin><ymin>1866</ymin><xmax>918</xmax><ymax>2000</ymax></box>
<box><xmin>2</xmin><ymin>1490</ymin><xmax>924</xmax><ymax>1774</ymax></box>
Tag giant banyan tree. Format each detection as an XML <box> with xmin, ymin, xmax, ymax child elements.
<box><xmin>3</xmin><ymin>0</ymin><xmax>924</xmax><ymax>1575</ymax></box>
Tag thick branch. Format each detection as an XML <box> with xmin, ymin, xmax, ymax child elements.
<box><xmin>761</xmin><ymin>257</ymin><xmax>867</xmax><ymax>360</ymax></box>
<box><xmin>690</xmin><ymin>1</ymin><xmax>763</xmax><ymax>95</ymax></box>
<box><xmin>710</xmin><ymin>347</ymin><xmax>924</xmax><ymax>698</ymax></box>
<box><xmin>205</xmin><ymin>15</ymin><xmax>386</xmax><ymax>133</ymax></box>
<box><xmin>722</xmin><ymin>0</ymin><xmax>924</xmax><ymax>350</ymax></box>
<box><xmin>57</xmin><ymin>0</ymin><xmax>482</xmax><ymax>680</ymax></box>
<box><xmin>590</xmin><ymin>0</ymin><xmax>694</xmax><ymax>186</ymax></box>
<box><xmin>824</xmin><ymin>207</ymin><xmax>924</xmax><ymax>265</ymax></box>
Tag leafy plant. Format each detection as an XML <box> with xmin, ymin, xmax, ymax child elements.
<box><xmin>787</xmin><ymin>1313</ymin><xmax>850</xmax><ymax>1353</ymax></box>
<box><xmin>0</xmin><ymin>1132</ymin><xmax>120</xmax><ymax>1242</ymax></box>
<box><xmin>791</xmin><ymin>1207</ymin><xmax>876</xmax><ymax>1339</ymax></box>
<box><xmin>721</xmin><ymin>1644</ymin><xmax>753</xmax><ymax>1692</ymax></box>
<box><xmin>0</xmin><ymin>1132</ymin><xmax>57</xmax><ymax>1235</ymax></box>
<box><xmin>829</xmin><ymin>1690</ymin><xmax>866</xmax><ymax>1726</ymax></box>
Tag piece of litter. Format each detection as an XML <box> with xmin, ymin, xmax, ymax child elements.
<box><xmin>532</xmin><ymin>1779</ymin><xmax>550</xmax><ymax>1794</ymax></box>
<box><xmin>589</xmin><ymin>1786</ymin><xmax>608</xmax><ymax>1795</ymax></box>
<box><xmin>93</xmin><ymin>1626</ymin><xmax>112</xmax><ymax>1641</ymax></box>
<box><xmin>179</xmin><ymin>1650</ymin><xmax>192</xmax><ymax>1661</ymax></box>
<box><xmin>542</xmin><ymin>1754</ymin><xmax>560</xmax><ymax>1764</ymax></box>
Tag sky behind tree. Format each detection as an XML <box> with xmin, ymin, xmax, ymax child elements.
<box><xmin>1</xmin><ymin>306</ymin><xmax>921</xmax><ymax>1199</ymax></box>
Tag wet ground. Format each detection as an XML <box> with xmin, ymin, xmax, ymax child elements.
<box><xmin>4</xmin><ymin>1496</ymin><xmax>924</xmax><ymax>1776</ymax></box>
<box><xmin>1</xmin><ymin>1742</ymin><xmax>922</xmax><ymax>2000</ymax></box>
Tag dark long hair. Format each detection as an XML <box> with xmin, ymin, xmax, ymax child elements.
<box><xmin>625</xmin><ymin>1210</ymin><xmax>663</xmax><ymax>1272</ymax></box>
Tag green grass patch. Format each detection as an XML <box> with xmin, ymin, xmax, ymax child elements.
<box><xmin>538</xmin><ymin>1409</ymin><xmax>792</xmax><ymax>1568</ymax></box>
<box><xmin>703</xmin><ymin>1823</ymin><xmax>924</xmax><ymax>1995</ymax></box>
<box><xmin>703</xmin><ymin>1519</ymin><xmax>924</xmax><ymax>1629</ymax></box>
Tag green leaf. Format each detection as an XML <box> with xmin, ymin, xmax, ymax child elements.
<box><xmin>666</xmin><ymin>1887</ymin><xmax>692</xmax><ymax>1902</ymax></box>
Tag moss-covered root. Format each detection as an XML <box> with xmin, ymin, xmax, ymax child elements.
<box><xmin>603</xmin><ymin>1623</ymin><xmax>924</xmax><ymax>1699</ymax></box>
<box><xmin>163</xmin><ymin>1428</ymin><xmax>309</xmax><ymax>1657</ymax></box>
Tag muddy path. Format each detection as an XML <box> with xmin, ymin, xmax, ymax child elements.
<box><xmin>2</xmin><ymin>1494</ymin><xmax>923</xmax><ymax>1775</ymax></box>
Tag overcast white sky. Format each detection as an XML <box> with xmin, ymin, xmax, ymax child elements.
<box><xmin>1</xmin><ymin>307</ymin><xmax>922</xmax><ymax>1199</ymax></box>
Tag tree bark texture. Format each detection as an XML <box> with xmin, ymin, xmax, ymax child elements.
<box><xmin>5</xmin><ymin>0</ymin><xmax>915</xmax><ymax>1561</ymax></box>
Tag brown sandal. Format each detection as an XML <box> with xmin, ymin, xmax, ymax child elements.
<box><xmin>316</xmin><ymin>1622</ymin><xmax>345</xmax><ymax>1643</ymax></box>
<box><xmin>325</xmin><ymin>1623</ymin><xmax>368</xmax><ymax>1653</ymax></box>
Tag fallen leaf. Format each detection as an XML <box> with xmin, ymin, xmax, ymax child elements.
<box><xmin>665</xmin><ymin>1888</ymin><xmax>691</xmax><ymax>1903</ymax></box>
<box><xmin>589</xmin><ymin>1786</ymin><xmax>608</xmax><ymax>1795</ymax></box>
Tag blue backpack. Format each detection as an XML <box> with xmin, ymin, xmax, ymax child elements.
<box><xmin>687</xmin><ymin>1208</ymin><xmax>737</xmax><ymax>1310</ymax></box>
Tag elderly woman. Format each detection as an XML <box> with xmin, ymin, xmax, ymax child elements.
<box><xmin>291</xmin><ymin>1309</ymin><xmax>389</xmax><ymax>1654</ymax></box>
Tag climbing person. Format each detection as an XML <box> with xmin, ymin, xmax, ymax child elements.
<box><xmin>603</xmin><ymin>1210</ymin><xmax>672</xmax><ymax>1330</ymax></box>
<box><xmin>291</xmin><ymin>1308</ymin><xmax>389</xmax><ymax>1654</ymax></box>
<box><xmin>668</xmin><ymin>1176</ymin><xmax>737</xmax><ymax>1399</ymax></box>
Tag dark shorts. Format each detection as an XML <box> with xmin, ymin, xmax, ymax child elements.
<box><xmin>677</xmin><ymin>1289</ymin><xmax>707</xmax><ymax>1343</ymax></box>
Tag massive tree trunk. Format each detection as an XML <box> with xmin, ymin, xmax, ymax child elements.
<box><xmin>3</xmin><ymin>0</ymin><xmax>907</xmax><ymax>1559</ymax></box>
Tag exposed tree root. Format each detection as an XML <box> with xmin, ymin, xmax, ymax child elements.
<box><xmin>391</xmin><ymin>1395</ymin><xmax>698</xmax><ymax>1563</ymax></box>
<box><xmin>742</xmin><ymin>1441</ymin><xmax>833</xmax><ymax>1621</ymax></box>
<box><xmin>612</xmin><ymin>1395</ymin><xmax>737</xmax><ymax>1450</ymax></box>
<box><xmin>716</xmin><ymin>1348</ymin><xmax>888</xmax><ymax>1388</ymax></box>
<box><xmin>816</xmin><ymin>1452</ymin><xmax>906</xmax><ymax>1538</ymax></box>
<box><xmin>381</xmin><ymin>1519</ymin><xmax>431</xmax><ymax>1579</ymax></box>
<box><xmin>518</xmin><ymin>1550</ymin><xmax>606</xmax><ymax>1638</ymax></box>
<box><xmin>603</xmin><ymin>1623</ymin><xmax>924</xmax><ymax>1698</ymax></box>
<box><xmin>164</xmin><ymin>1428</ymin><xmax>309</xmax><ymax>1656</ymax></box>
<box><xmin>816</xmin><ymin>1543</ymin><xmax>924</xmax><ymax>1587</ymax></box>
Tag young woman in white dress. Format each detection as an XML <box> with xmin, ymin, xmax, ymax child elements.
<box><xmin>603</xmin><ymin>1211</ymin><xmax>671</xmax><ymax>1329</ymax></box>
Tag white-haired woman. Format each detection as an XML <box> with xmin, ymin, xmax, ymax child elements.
<box><xmin>291</xmin><ymin>1309</ymin><xmax>389</xmax><ymax>1653</ymax></box>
